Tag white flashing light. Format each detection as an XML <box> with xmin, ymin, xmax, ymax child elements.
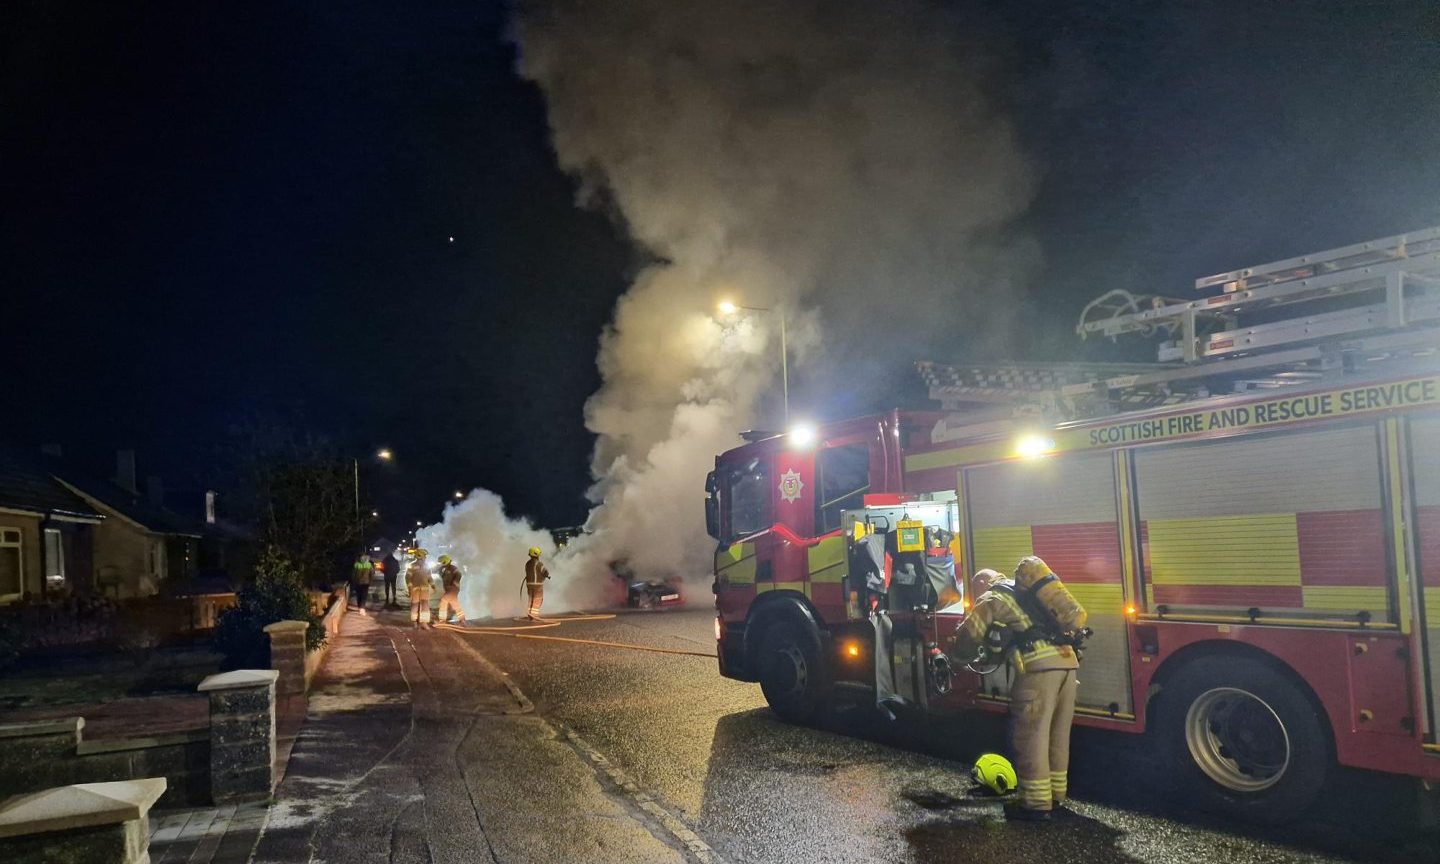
<box><xmin>788</xmin><ymin>423</ymin><xmax>818</xmax><ymax>448</ymax></box>
<box><xmin>1015</xmin><ymin>433</ymin><xmax>1056</xmax><ymax>460</ymax></box>
<box><xmin>717</xmin><ymin>300</ymin><xmax>738</xmax><ymax>316</ymax></box>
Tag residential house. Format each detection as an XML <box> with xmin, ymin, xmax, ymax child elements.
<box><xmin>0</xmin><ymin>447</ymin><xmax>104</xmax><ymax>604</ymax></box>
<box><xmin>49</xmin><ymin>452</ymin><xmax>204</xmax><ymax>599</ymax></box>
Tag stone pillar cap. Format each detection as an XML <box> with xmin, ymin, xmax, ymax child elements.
<box><xmin>0</xmin><ymin>778</ymin><xmax>168</xmax><ymax>838</ymax></box>
<box><xmin>262</xmin><ymin>620</ymin><xmax>309</xmax><ymax>634</ymax></box>
<box><xmin>0</xmin><ymin>717</ymin><xmax>83</xmax><ymax>739</ymax></box>
<box><xmin>198</xmin><ymin>669</ymin><xmax>280</xmax><ymax>692</ymax></box>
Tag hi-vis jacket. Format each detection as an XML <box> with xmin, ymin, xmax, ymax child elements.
<box><xmin>953</xmin><ymin>580</ymin><xmax>1079</xmax><ymax>673</ymax></box>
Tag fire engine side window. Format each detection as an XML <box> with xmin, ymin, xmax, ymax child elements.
<box><xmin>727</xmin><ymin>462</ymin><xmax>771</xmax><ymax>539</ymax></box>
<box><xmin>816</xmin><ymin>444</ymin><xmax>871</xmax><ymax>534</ymax></box>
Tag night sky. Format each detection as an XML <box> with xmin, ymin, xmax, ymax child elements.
<box><xmin>5</xmin><ymin>1</ymin><xmax>1439</xmax><ymax>535</ymax></box>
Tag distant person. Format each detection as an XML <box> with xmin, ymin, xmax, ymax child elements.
<box><xmin>352</xmin><ymin>554</ymin><xmax>373</xmax><ymax>614</ymax></box>
<box><xmin>382</xmin><ymin>554</ymin><xmax>400</xmax><ymax>607</ymax></box>
<box><xmin>435</xmin><ymin>554</ymin><xmax>466</xmax><ymax>625</ymax></box>
<box><xmin>405</xmin><ymin>548</ymin><xmax>433</xmax><ymax>629</ymax></box>
<box><xmin>370</xmin><ymin>559</ymin><xmax>385</xmax><ymax>608</ymax></box>
<box><xmin>523</xmin><ymin>546</ymin><xmax>550</xmax><ymax>620</ymax></box>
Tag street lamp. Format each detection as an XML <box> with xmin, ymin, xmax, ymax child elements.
<box><xmin>353</xmin><ymin>449</ymin><xmax>394</xmax><ymax>553</ymax></box>
<box><xmin>453</xmin><ymin>491</ymin><xmax>463</xmax><ymax>499</ymax></box>
<box><xmin>718</xmin><ymin>299</ymin><xmax>788</xmax><ymax>425</ymax></box>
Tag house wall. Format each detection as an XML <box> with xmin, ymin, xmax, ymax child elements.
<box><xmin>89</xmin><ymin>512</ymin><xmax>159</xmax><ymax>599</ymax></box>
<box><xmin>0</xmin><ymin>513</ymin><xmax>42</xmax><ymax>602</ymax></box>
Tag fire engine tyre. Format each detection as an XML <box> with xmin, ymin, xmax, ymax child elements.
<box><xmin>1160</xmin><ymin>655</ymin><xmax>1330</xmax><ymax>823</ymax></box>
<box><xmin>757</xmin><ymin>622</ymin><xmax>831</xmax><ymax>725</ymax></box>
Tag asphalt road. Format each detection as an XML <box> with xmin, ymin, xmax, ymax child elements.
<box><xmin>458</xmin><ymin>607</ymin><xmax>1440</xmax><ymax>864</ymax></box>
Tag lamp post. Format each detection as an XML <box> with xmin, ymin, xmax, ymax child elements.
<box><xmin>718</xmin><ymin>300</ymin><xmax>788</xmax><ymax>426</ymax></box>
<box><xmin>353</xmin><ymin>449</ymin><xmax>394</xmax><ymax>552</ymax></box>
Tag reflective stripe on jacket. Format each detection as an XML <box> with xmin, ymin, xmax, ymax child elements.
<box><xmin>955</xmin><ymin>582</ymin><xmax>1078</xmax><ymax>672</ymax></box>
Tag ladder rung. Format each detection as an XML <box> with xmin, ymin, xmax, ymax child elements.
<box><xmin>1195</xmin><ymin>226</ymin><xmax>1440</xmax><ymax>292</ymax></box>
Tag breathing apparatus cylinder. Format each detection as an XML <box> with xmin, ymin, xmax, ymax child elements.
<box><xmin>1014</xmin><ymin>556</ymin><xmax>1087</xmax><ymax>633</ymax></box>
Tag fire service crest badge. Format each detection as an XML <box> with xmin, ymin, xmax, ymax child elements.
<box><xmin>778</xmin><ymin>468</ymin><xmax>804</xmax><ymax>503</ymax></box>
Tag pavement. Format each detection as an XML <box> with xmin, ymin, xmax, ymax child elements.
<box><xmin>249</xmin><ymin>607</ymin><xmax>702</xmax><ymax>863</ymax></box>
<box><xmin>152</xmin><ymin>605</ymin><xmax>1440</xmax><ymax>864</ymax></box>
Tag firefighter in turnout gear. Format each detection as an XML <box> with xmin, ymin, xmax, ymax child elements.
<box><xmin>435</xmin><ymin>554</ymin><xmax>466</xmax><ymax>625</ymax></box>
<box><xmin>953</xmin><ymin>557</ymin><xmax>1088</xmax><ymax>820</ymax></box>
<box><xmin>523</xmin><ymin>547</ymin><xmax>549</xmax><ymax>619</ymax></box>
<box><xmin>405</xmin><ymin>548</ymin><xmax>433</xmax><ymax>629</ymax></box>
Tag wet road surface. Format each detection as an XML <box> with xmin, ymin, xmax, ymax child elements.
<box><xmin>458</xmin><ymin>607</ymin><xmax>1440</xmax><ymax>864</ymax></box>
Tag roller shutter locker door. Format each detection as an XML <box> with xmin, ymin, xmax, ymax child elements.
<box><xmin>1408</xmin><ymin>415</ymin><xmax>1440</xmax><ymax>741</ymax></box>
<box><xmin>1133</xmin><ymin>424</ymin><xmax>1387</xmax><ymax>622</ymax></box>
<box><xmin>966</xmin><ymin>451</ymin><xmax>1130</xmax><ymax>712</ymax></box>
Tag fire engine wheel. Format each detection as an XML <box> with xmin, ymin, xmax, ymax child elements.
<box><xmin>1161</xmin><ymin>655</ymin><xmax>1330</xmax><ymax>823</ymax></box>
<box><xmin>757</xmin><ymin>623</ymin><xmax>830</xmax><ymax>725</ymax></box>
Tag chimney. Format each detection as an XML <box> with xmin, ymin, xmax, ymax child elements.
<box><xmin>115</xmin><ymin>449</ymin><xmax>138</xmax><ymax>495</ymax></box>
<box><xmin>146</xmin><ymin>475</ymin><xmax>165</xmax><ymax>508</ymax></box>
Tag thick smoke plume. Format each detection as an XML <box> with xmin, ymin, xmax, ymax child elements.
<box><xmin>419</xmin><ymin>0</ymin><xmax>1035</xmax><ymax>618</ymax></box>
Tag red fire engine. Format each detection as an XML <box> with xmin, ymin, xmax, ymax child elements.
<box><xmin>707</xmin><ymin>226</ymin><xmax>1440</xmax><ymax>821</ymax></box>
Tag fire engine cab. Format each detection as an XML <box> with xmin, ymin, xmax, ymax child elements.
<box><xmin>706</xmin><ymin>226</ymin><xmax>1440</xmax><ymax>822</ymax></box>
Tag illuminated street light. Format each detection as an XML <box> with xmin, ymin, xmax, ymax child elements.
<box><xmin>354</xmin><ymin>449</ymin><xmax>395</xmax><ymax>553</ymax></box>
<box><xmin>454</xmin><ymin>491</ymin><xmax>464</xmax><ymax>499</ymax></box>
<box><xmin>718</xmin><ymin>299</ymin><xmax>788</xmax><ymax>425</ymax></box>
<box><xmin>370</xmin><ymin>510</ymin><xmax>379</xmax><ymax>518</ymax></box>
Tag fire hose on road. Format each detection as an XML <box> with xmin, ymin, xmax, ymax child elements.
<box><xmin>440</xmin><ymin>613</ymin><xmax>716</xmax><ymax>658</ymax></box>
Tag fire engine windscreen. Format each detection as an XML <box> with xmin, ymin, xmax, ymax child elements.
<box><xmin>416</xmin><ymin>0</ymin><xmax>1036</xmax><ymax>619</ymax></box>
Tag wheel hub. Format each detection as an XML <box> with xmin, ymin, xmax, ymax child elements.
<box><xmin>773</xmin><ymin>642</ymin><xmax>808</xmax><ymax>695</ymax></box>
<box><xmin>1186</xmin><ymin>686</ymin><xmax>1290</xmax><ymax>793</ymax></box>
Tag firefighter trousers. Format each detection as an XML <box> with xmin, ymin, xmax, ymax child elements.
<box><xmin>437</xmin><ymin>587</ymin><xmax>465</xmax><ymax>624</ymax></box>
<box><xmin>1009</xmin><ymin>668</ymin><xmax>1078</xmax><ymax>811</ymax></box>
<box><xmin>526</xmin><ymin>583</ymin><xmax>544</xmax><ymax>618</ymax></box>
<box><xmin>410</xmin><ymin>589</ymin><xmax>432</xmax><ymax>625</ymax></box>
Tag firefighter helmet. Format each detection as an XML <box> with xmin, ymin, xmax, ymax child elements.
<box><xmin>527</xmin><ymin>547</ymin><xmax>542</xmax><ymax>558</ymax></box>
<box><xmin>438</xmin><ymin>554</ymin><xmax>452</xmax><ymax>565</ymax></box>
<box><xmin>1013</xmin><ymin>556</ymin><xmax>1051</xmax><ymax>586</ymax></box>
<box><xmin>972</xmin><ymin>753</ymin><xmax>1017</xmax><ymax>795</ymax></box>
<box><xmin>412</xmin><ymin>547</ymin><xmax>429</xmax><ymax>558</ymax></box>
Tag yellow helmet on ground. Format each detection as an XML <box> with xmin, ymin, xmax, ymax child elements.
<box><xmin>972</xmin><ymin>753</ymin><xmax>1017</xmax><ymax>795</ymax></box>
<box><xmin>527</xmin><ymin>547</ymin><xmax>542</xmax><ymax>558</ymax></box>
<box><xmin>438</xmin><ymin>554</ymin><xmax>452</xmax><ymax>565</ymax></box>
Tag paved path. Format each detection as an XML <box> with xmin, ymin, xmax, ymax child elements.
<box><xmin>242</xmin><ymin>609</ymin><xmax>695</xmax><ymax>863</ymax></box>
<box><xmin>150</xmin><ymin>803</ymin><xmax>270</xmax><ymax>864</ymax></box>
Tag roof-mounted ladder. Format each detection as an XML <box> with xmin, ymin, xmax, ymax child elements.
<box><xmin>1077</xmin><ymin>225</ymin><xmax>1440</xmax><ymax>363</ymax></box>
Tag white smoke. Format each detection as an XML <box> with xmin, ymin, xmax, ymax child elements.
<box><xmin>420</xmin><ymin>0</ymin><xmax>1036</xmax><ymax>619</ymax></box>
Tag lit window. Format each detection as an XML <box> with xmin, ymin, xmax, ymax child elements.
<box><xmin>0</xmin><ymin>528</ymin><xmax>22</xmax><ymax>602</ymax></box>
<box><xmin>43</xmin><ymin>528</ymin><xmax>66</xmax><ymax>591</ymax></box>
